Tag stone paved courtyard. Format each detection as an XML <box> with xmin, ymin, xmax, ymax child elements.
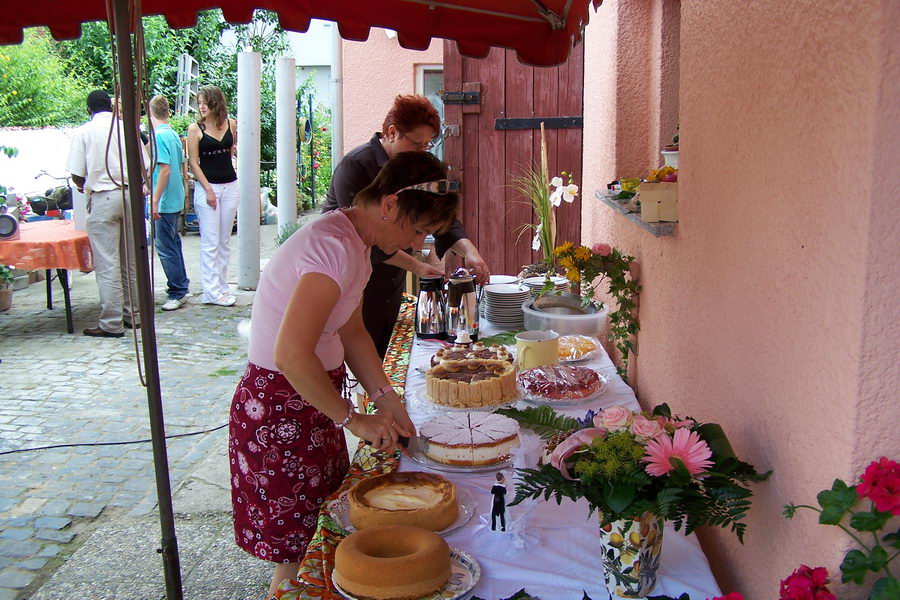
<box><xmin>0</xmin><ymin>220</ymin><xmax>306</xmax><ymax>599</ymax></box>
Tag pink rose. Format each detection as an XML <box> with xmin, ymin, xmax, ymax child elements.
<box><xmin>595</xmin><ymin>405</ymin><xmax>632</xmax><ymax>431</ymax></box>
<box><xmin>591</xmin><ymin>243</ymin><xmax>611</xmax><ymax>256</ymax></box>
<box><xmin>630</xmin><ymin>417</ymin><xmax>664</xmax><ymax>440</ymax></box>
<box><xmin>549</xmin><ymin>428</ymin><xmax>606</xmax><ymax>479</ymax></box>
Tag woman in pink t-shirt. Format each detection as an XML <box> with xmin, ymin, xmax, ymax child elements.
<box><xmin>229</xmin><ymin>152</ymin><xmax>459</xmax><ymax>595</ymax></box>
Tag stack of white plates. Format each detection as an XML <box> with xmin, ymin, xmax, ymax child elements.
<box><xmin>522</xmin><ymin>275</ymin><xmax>569</xmax><ymax>296</ymax></box>
<box><xmin>482</xmin><ymin>283</ymin><xmax>530</xmax><ymax>326</ymax></box>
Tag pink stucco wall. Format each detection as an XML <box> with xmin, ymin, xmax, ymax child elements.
<box><xmin>583</xmin><ymin>0</ymin><xmax>900</xmax><ymax>597</ymax></box>
<box><xmin>340</xmin><ymin>30</ymin><xmax>442</xmax><ymax>153</ymax></box>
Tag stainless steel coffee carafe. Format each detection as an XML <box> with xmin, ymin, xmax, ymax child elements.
<box><xmin>446</xmin><ymin>268</ymin><xmax>479</xmax><ymax>342</ymax></box>
<box><xmin>415</xmin><ymin>277</ymin><xmax>447</xmax><ymax>339</ymax></box>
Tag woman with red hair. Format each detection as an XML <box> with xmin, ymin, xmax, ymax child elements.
<box><xmin>322</xmin><ymin>94</ymin><xmax>489</xmax><ymax>358</ymax></box>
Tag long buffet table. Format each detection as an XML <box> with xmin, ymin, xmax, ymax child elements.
<box><xmin>279</xmin><ymin>299</ymin><xmax>721</xmax><ymax>600</ymax></box>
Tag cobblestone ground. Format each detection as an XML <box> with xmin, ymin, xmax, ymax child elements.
<box><xmin>0</xmin><ymin>221</ymin><xmax>295</xmax><ymax>599</ymax></box>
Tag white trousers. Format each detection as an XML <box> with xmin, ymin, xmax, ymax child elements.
<box><xmin>86</xmin><ymin>189</ymin><xmax>139</xmax><ymax>333</ymax></box>
<box><xmin>194</xmin><ymin>180</ymin><xmax>239</xmax><ymax>303</ymax></box>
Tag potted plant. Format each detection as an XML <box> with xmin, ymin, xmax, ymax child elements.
<box><xmin>502</xmin><ymin>403</ymin><xmax>770</xmax><ymax>599</ymax></box>
<box><xmin>661</xmin><ymin>124</ymin><xmax>679</xmax><ymax>169</ymax></box>
<box><xmin>0</xmin><ymin>265</ymin><xmax>14</xmax><ymax>312</ymax></box>
<box><xmin>523</xmin><ymin>241</ymin><xmax>640</xmax><ymax>378</ymax></box>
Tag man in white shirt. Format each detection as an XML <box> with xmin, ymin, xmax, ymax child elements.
<box><xmin>67</xmin><ymin>90</ymin><xmax>149</xmax><ymax>337</ymax></box>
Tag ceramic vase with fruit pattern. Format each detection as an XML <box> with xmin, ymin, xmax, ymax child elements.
<box><xmin>598</xmin><ymin>512</ymin><xmax>664</xmax><ymax>598</ymax></box>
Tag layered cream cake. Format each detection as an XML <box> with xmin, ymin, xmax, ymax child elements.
<box><xmin>420</xmin><ymin>412</ymin><xmax>520</xmax><ymax>466</ymax></box>
<box><xmin>348</xmin><ymin>472</ymin><xmax>458</xmax><ymax>531</ymax></box>
<box><xmin>430</xmin><ymin>341</ymin><xmax>513</xmax><ymax>367</ymax></box>
<box><xmin>425</xmin><ymin>358</ymin><xmax>518</xmax><ymax>408</ymax></box>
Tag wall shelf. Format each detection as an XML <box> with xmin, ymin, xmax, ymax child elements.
<box><xmin>594</xmin><ymin>190</ymin><xmax>677</xmax><ymax>237</ymax></box>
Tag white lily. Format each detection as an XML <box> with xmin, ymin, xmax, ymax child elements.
<box><xmin>549</xmin><ymin>186</ymin><xmax>563</xmax><ymax>207</ymax></box>
<box><xmin>550</xmin><ymin>176</ymin><xmax>564</xmax><ymax>188</ymax></box>
<box><xmin>532</xmin><ymin>222</ymin><xmax>543</xmax><ymax>250</ymax></box>
<box><xmin>562</xmin><ymin>183</ymin><xmax>579</xmax><ymax>203</ymax></box>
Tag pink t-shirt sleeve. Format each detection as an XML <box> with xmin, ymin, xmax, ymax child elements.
<box><xmin>294</xmin><ymin>234</ymin><xmax>352</xmax><ymax>294</ymax></box>
<box><xmin>247</xmin><ymin>211</ymin><xmax>370</xmax><ymax>372</ymax></box>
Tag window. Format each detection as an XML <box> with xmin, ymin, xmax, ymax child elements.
<box><xmin>416</xmin><ymin>64</ymin><xmax>444</xmax><ymax>160</ymax></box>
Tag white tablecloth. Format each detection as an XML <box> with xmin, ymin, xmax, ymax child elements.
<box><xmin>398</xmin><ymin>321</ymin><xmax>721</xmax><ymax>599</ymax></box>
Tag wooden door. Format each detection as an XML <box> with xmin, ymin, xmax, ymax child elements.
<box><xmin>442</xmin><ymin>42</ymin><xmax>584</xmax><ymax>277</ymax></box>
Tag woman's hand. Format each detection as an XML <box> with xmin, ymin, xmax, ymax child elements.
<box><xmin>415</xmin><ymin>260</ymin><xmax>444</xmax><ymax>279</ymax></box>
<box><xmin>347</xmin><ymin>411</ymin><xmax>404</xmax><ymax>453</ymax></box>
<box><xmin>465</xmin><ymin>249</ymin><xmax>490</xmax><ymax>285</ymax></box>
<box><xmin>374</xmin><ymin>391</ymin><xmax>415</xmax><ymax>441</ymax></box>
<box><xmin>205</xmin><ymin>187</ymin><xmax>218</xmax><ymax>209</ymax></box>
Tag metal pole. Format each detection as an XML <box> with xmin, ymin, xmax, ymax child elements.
<box><xmin>330</xmin><ymin>25</ymin><xmax>343</xmax><ymax>172</ymax></box>
<box><xmin>275</xmin><ymin>57</ymin><xmax>297</xmax><ymax>233</ymax></box>
<box><xmin>236</xmin><ymin>51</ymin><xmax>261</xmax><ymax>290</ymax></box>
<box><xmin>110</xmin><ymin>1</ymin><xmax>182</xmax><ymax>599</ymax></box>
<box><xmin>309</xmin><ymin>94</ymin><xmax>315</xmax><ymax>206</ymax></box>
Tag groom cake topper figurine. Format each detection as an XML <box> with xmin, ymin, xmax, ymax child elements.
<box><xmin>490</xmin><ymin>472</ymin><xmax>508</xmax><ymax>531</ymax></box>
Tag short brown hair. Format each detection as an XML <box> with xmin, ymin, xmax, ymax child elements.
<box><xmin>149</xmin><ymin>95</ymin><xmax>170</xmax><ymax>119</ymax></box>
<box><xmin>381</xmin><ymin>95</ymin><xmax>441</xmax><ymax>140</ymax></box>
<box><xmin>354</xmin><ymin>152</ymin><xmax>458</xmax><ymax>234</ymax></box>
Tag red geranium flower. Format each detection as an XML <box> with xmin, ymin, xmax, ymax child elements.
<box><xmin>708</xmin><ymin>593</ymin><xmax>744</xmax><ymax>600</ymax></box>
<box><xmin>856</xmin><ymin>456</ymin><xmax>900</xmax><ymax>515</ymax></box>
<box><xmin>779</xmin><ymin>565</ymin><xmax>835</xmax><ymax>600</ymax></box>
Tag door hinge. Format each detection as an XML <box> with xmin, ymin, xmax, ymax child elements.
<box><xmin>441</xmin><ymin>91</ymin><xmax>481</xmax><ymax>105</ymax></box>
<box><xmin>494</xmin><ymin>116</ymin><xmax>583</xmax><ymax>130</ymax></box>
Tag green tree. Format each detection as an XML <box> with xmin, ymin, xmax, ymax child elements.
<box><xmin>0</xmin><ymin>30</ymin><xmax>90</xmax><ymax>126</ymax></box>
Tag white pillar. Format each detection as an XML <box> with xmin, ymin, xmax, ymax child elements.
<box><xmin>237</xmin><ymin>51</ymin><xmax>261</xmax><ymax>290</ymax></box>
<box><xmin>330</xmin><ymin>25</ymin><xmax>343</xmax><ymax>171</ymax></box>
<box><xmin>276</xmin><ymin>57</ymin><xmax>297</xmax><ymax>234</ymax></box>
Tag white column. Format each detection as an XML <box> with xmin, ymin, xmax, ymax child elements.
<box><xmin>276</xmin><ymin>57</ymin><xmax>297</xmax><ymax>234</ymax></box>
<box><xmin>237</xmin><ymin>51</ymin><xmax>261</xmax><ymax>290</ymax></box>
<box><xmin>330</xmin><ymin>25</ymin><xmax>343</xmax><ymax>171</ymax></box>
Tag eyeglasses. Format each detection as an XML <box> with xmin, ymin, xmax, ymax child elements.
<box><xmin>395</xmin><ymin>179</ymin><xmax>450</xmax><ymax>195</ymax></box>
<box><xmin>399</xmin><ymin>130</ymin><xmax>435</xmax><ymax>151</ymax></box>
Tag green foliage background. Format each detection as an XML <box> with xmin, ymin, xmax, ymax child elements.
<box><xmin>1</xmin><ymin>9</ymin><xmax>333</xmax><ymax>208</ymax></box>
<box><xmin>0</xmin><ymin>31</ymin><xmax>89</xmax><ymax>126</ymax></box>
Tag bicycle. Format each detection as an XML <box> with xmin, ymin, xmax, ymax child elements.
<box><xmin>26</xmin><ymin>171</ymin><xmax>74</xmax><ymax>218</ymax></box>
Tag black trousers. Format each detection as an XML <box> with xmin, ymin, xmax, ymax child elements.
<box><xmin>491</xmin><ymin>501</ymin><xmax>506</xmax><ymax>530</ymax></box>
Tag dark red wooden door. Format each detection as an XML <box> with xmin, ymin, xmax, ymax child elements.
<box><xmin>442</xmin><ymin>42</ymin><xmax>584</xmax><ymax>277</ymax></box>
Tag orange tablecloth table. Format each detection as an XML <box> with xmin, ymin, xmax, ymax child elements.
<box><xmin>0</xmin><ymin>220</ymin><xmax>94</xmax><ymax>333</ymax></box>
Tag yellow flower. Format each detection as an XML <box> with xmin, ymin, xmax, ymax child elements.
<box><xmin>11</xmin><ymin>90</ymin><xmax>16</xmax><ymax>95</ymax></box>
<box><xmin>574</xmin><ymin>246</ymin><xmax>592</xmax><ymax>262</ymax></box>
<box><xmin>565</xmin><ymin>270</ymin><xmax>581</xmax><ymax>283</ymax></box>
<box><xmin>559</xmin><ymin>256</ymin><xmax>575</xmax><ymax>270</ymax></box>
<box><xmin>555</xmin><ymin>241</ymin><xmax>574</xmax><ymax>256</ymax></box>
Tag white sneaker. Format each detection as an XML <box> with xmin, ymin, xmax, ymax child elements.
<box><xmin>161</xmin><ymin>297</ymin><xmax>187</xmax><ymax>311</ymax></box>
<box><xmin>206</xmin><ymin>295</ymin><xmax>236</xmax><ymax>307</ymax></box>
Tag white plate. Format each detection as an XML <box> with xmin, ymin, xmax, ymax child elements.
<box><xmin>332</xmin><ymin>547</ymin><xmax>481</xmax><ymax>600</ymax></box>
<box><xmin>489</xmin><ymin>275</ymin><xmax>519</xmax><ymax>285</ymax></box>
<box><xmin>407</xmin><ymin>439</ymin><xmax>513</xmax><ymax>473</ymax></box>
<box><xmin>410</xmin><ymin>389</ymin><xmax>520</xmax><ymax>412</ymax></box>
<box><xmin>483</xmin><ymin>283</ymin><xmax>529</xmax><ymax>295</ymax></box>
<box><xmin>520</xmin><ymin>373</ymin><xmax>611</xmax><ymax>407</ymax></box>
<box><xmin>326</xmin><ymin>488</ymin><xmax>477</xmax><ymax>536</ymax></box>
<box><xmin>522</xmin><ymin>275</ymin><xmax>568</xmax><ymax>288</ymax></box>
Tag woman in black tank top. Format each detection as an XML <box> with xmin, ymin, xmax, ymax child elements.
<box><xmin>187</xmin><ymin>85</ymin><xmax>240</xmax><ymax>307</ymax></box>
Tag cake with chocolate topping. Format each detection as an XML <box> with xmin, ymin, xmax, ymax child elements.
<box><xmin>430</xmin><ymin>341</ymin><xmax>513</xmax><ymax>367</ymax></box>
<box><xmin>425</xmin><ymin>358</ymin><xmax>517</xmax><ymax>407</ymax></box>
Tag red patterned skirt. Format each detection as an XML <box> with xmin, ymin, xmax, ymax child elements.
<box><xmin>229</xmin><ymin>362</ymin><xmax>351</xmax><ymax>563</ymax></box>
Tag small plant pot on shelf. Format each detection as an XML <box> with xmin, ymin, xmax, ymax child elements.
<box><xmin>660</xmin><ymin>149</ymin><xmax>679</xmax><ymax>169</ymax></box>
<box><xmin>522</xmin><ymin>299</ymin><xmax>608</xmax><ymax>339</ymax></box>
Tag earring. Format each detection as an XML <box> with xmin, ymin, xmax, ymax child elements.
<box><xmin>382</xmin><ymin>216</ymin><xmax>387</xmax><ymax>221</ymax></box>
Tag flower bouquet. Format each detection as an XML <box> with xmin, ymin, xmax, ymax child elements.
<box><xmin>500</xmin><ymin>403</ymin><xmax>770</xmax><ymax>597</ymax></box>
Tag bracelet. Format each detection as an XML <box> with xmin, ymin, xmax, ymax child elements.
<box><xmin>335</xmin><ymin>407</ymin><xmax>356</xmax><ymax>429</ymax></box>
<box><xmin>369</xmin><ymin>384</ymin><xmax>395</xmax><ymax>404</ymax></box>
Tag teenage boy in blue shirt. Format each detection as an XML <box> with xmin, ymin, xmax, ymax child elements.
<box><xmin>149</xmin><ymin>95</ymin><xmax>190</xmax><ymax>311</ymax></box>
